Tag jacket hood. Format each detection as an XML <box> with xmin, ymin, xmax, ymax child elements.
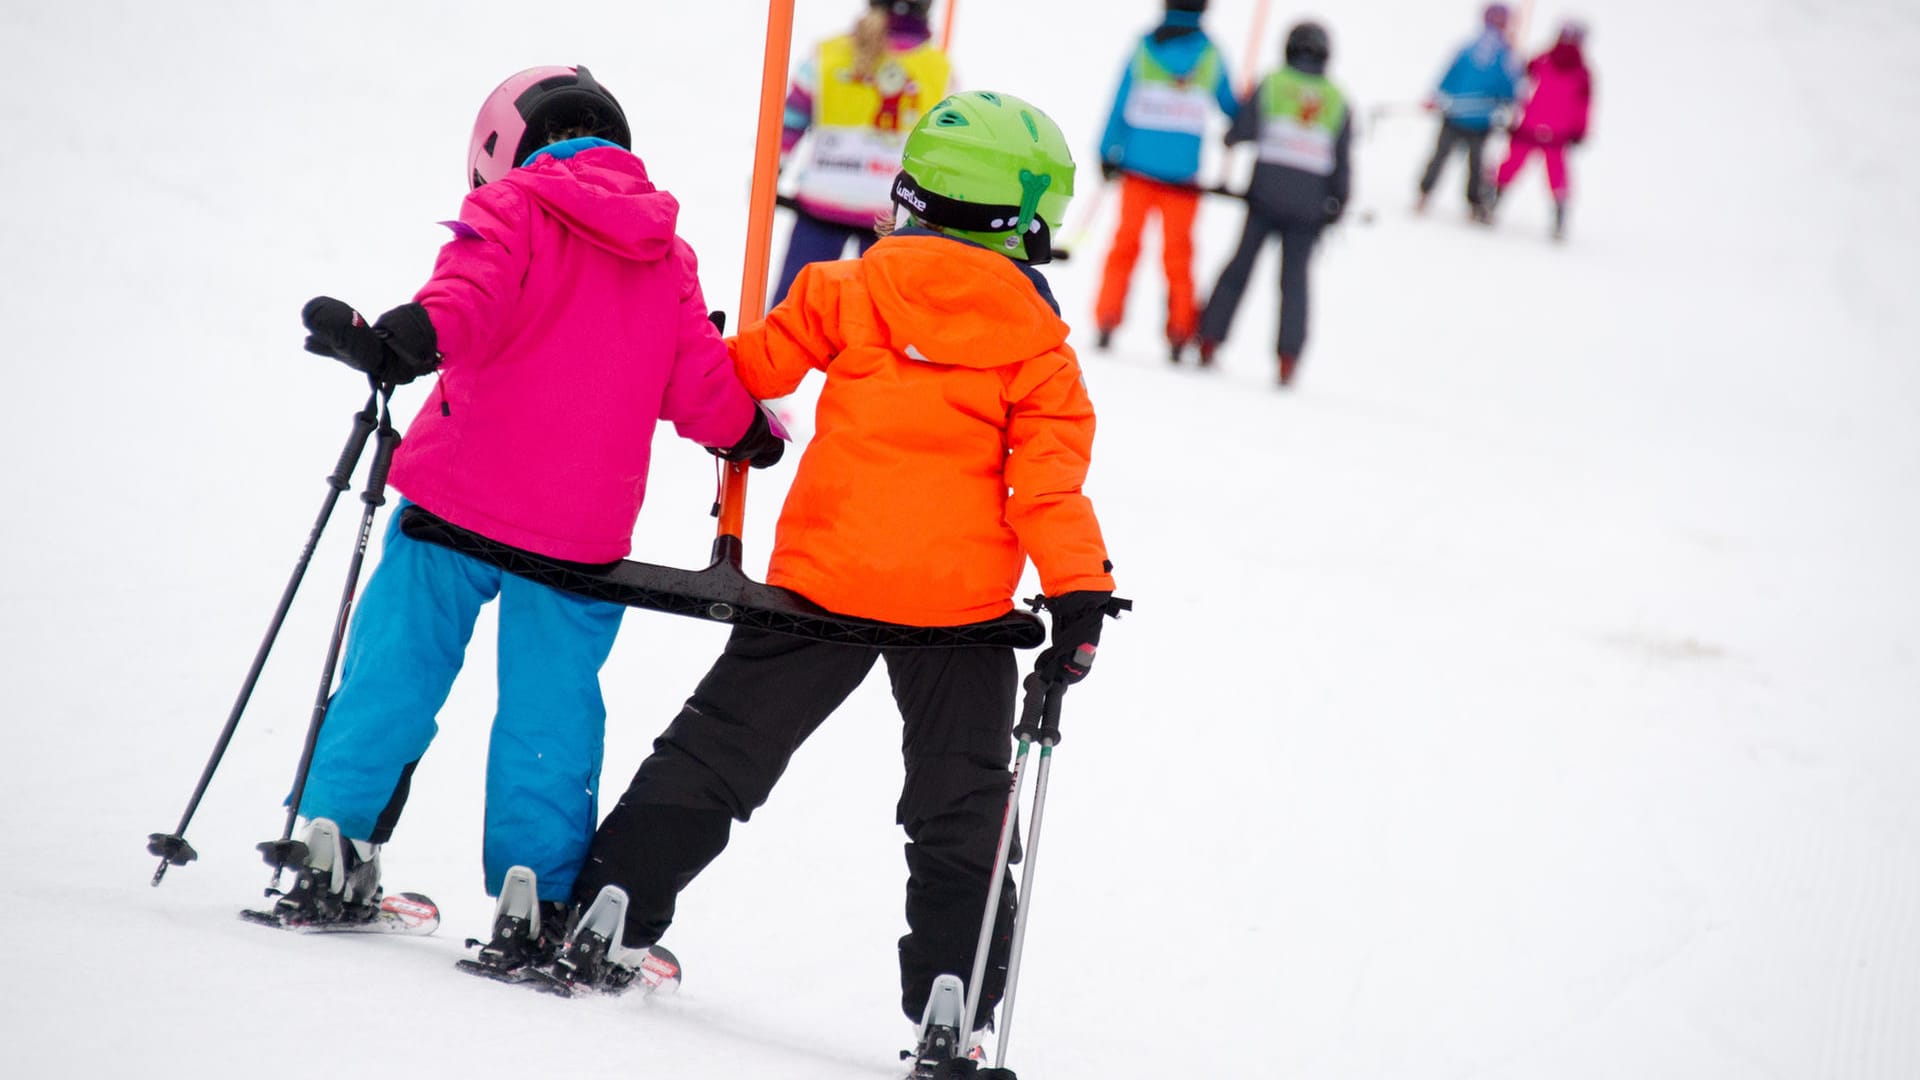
<box><xmin>496</xmin><ymin>145</ymin><xmax>679</xmax><ymax>263</ymax></box>
<box><xmin>1546</xmin><ymin>41</ymin><xmax>1585</xmax><ymax>70</ymax></box>
<box><xmin>1152</xmin><ymin>11</ymin><xmax>1203</xmax><ymax>45</ymax></box>
<box><xmin>1143</xmin><ymin>21</ymin><xmax>1214</xmax><ymax>72</ymax></box>
<box><xmin>860</xmin><ymin>234</ymin><xmax>1069</xmax><ymax>370</ymax></box>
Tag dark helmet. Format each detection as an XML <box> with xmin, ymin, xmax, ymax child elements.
<box><xmin>1484</xmin><ymin>3</ymin><xmax>1511</xmax><ymax>30</ymax></box>
<box><xmin>467</xmin><ymin>65</ymin><xmax>630</xmax><ymax>189</ymax></box>
<box><xmin>871</xmin><ymin>0</ymin><xmax>933</xmax><ymax>15</ymax></box>
<box><xmin>1167</xmin><ymin>0</ymin><xmax>1209</xmax><ymax>12</ymax></box>
<box><xmin>1558</xmin><ymin>19</ymin><xmax>1589</xmax><ymax>45</ymax></box>
<box><xmin>1285</xmin><ymin>21</ymin><xmax>1331</xmax><ymax>65</ymax></box>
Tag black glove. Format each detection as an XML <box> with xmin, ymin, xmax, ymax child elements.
<box><xmin>713</xmin><ymin>403</ymin><xmax>786</xmax><ymax>469</ymax></box>
<box><xmin>1321</xmin><ymin>196</ymin><xmax>1345</xmax><ymax>226</ymax></box>
<box><xmin>1034</xmin><ymin>590</ymin><xmax>1114</xmax><ymax>685</ymax></box>
<box><xmin>1100</xmin><ymin>159</ymin><xmax>1122</xmax><ymax>182</ymax></box>
<box><xmin>302</xmin><ymin>297</ymin><xmax>440</xmax><ymax>386</ymax></box>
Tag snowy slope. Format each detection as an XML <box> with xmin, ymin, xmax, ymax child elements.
<box><xmin>3</xmin><ymin>1</ymin><xmax>1917</xmax><ymax>1077</ymax></box>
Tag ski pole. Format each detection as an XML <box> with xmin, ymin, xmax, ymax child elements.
<box><xmin>1512</xmin><ymin>0</ymin><xmax>1536</xmax><ymax>50</ymax></box>
<box><xmin>257</xmin><ymin>382</ymin><xmax>401</xmax><ymax>891</ymax></box>
<box><xmin>939</xmin><ymin>0</ymin><xmax>959</xmax><ymax>51</ymax></box>
<box><xmin>147</xmin><ymin>389</ymin><xmax>382</xmax><ymax>887</ymax></box>
<box><xmin>709</xmin><ymin>0</ymin><xmax>797</xmax><ymax>573</ymax></box>
<box><xmin>962</xmin><ymin>646</ymin><xmax>1090</xmax><ymax>1064</ymax></box>
<box><xmin>1049</xmin><ymin>182</ymin><xmax>1111</xmax><ymax>263</ymax></box>
<box><xmin>1237</xmin><ymin>0</ymin><xmax>1273</xmax><ymax>99</ymax></box>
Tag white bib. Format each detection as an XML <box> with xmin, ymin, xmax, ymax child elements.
<box><xmin>1124</xmin><ymin>81</ymin><xmax>1213</xmax><ymax>137</ymax></box>
<box><xmin>797</xmin><ymin>127</ymin><xmax>909</xmax><ymax>216</ymax></box>
<box><xmin>1258</xmin><ymin>118</ymin><xmax>1337</xmax><ymax>176</ymax></box>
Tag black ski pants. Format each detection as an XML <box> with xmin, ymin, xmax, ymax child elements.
<box><xmin>1199</xmin><ymin>209</ymin><xmax>1322</xmax><ymax>359</ymax></box>
<box><xmin>1419</xmin><ymin>120</ymin><xmax>1494</xmax><ymax>209</ymax></box>
<box><xmin>574</xmin><ymin>626</ymin><xmax>1020</xmax><ymax>1025</ymax></box>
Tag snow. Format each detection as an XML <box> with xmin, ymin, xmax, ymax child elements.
<box><xmin>4</xmin><ymin>0</ymin><xmax>1918</xmax><ymax>1076</ymax></box>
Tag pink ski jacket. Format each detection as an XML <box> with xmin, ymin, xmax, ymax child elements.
<box><xmin>1513</xmin><ymin>43</ymin><xmax>1593</xmax><ymax>144</ymax></box>
<box><xmin>389</xmin><ymin>145</ymin><xmax>756</xmax><ymax>564</ymax></box>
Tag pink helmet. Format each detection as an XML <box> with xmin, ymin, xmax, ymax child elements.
<box><xmin>467</xmin><ymin>65</ymin><xmax>630</xmax><ymax>189</ymax></box>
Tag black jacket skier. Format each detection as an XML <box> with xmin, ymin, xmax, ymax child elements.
<box><xmin>1198</xmin><ymin>22</ymin><xmax>1353</xmax><ymax>385</ymax></box>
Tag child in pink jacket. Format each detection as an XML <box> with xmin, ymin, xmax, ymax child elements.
<box><xmin>284</xmin><ymin>65</ymin><xmax>785</xmax><ymax>935</ymax></box>
<box><xmin>1491</xmin><ymin>21</ymin><xmax>1594</xmax><ymax>240</ymax></box>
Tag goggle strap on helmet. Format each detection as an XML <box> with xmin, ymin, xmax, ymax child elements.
<box><xmin>890</xmin><ymin>170</ymin><xmax>1056</xmax><ymax>265</ymax></box>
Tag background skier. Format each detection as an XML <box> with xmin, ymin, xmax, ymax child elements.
<box><xmin>1415</xmin><ymin>3</ymin><xmax>1520</xmax><ymax>221</ymax></box>
<box><xmin>1490</xmin><ymin>20</ymin><xmax>1595</xmax><ymax>240</ymax></box>
<box><xmin>540</xmin><ymin>92</ymin><xmax>1120</xmax><ymax>1073</ymax></box>
<box><xmin>1092</xmin><ymin>0</ymin><xmax>1239</xmax><ymax>361</ymax></box>
<box><xmin>281</xmin><ymin>65</ymin><xmax>783</xmax><ymax>933</ymax></box>
<box><xmin>1196</xmin><ymin>22</ymin><xmax>1352</xmax><ymax>387</ymax></box>
<box><xmin>772</xmin><ymin>0</ymin><xmax>951</xmax><ymax>304</ymax></box>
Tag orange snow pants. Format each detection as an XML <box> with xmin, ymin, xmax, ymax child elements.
<box><xmin>1095</xmin><ymin>174</ymin><xmax>1202</xmax><ymax>344</ymax></box>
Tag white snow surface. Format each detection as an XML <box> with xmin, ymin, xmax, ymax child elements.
<box><xmin>4</xmin><ymin>1</ymin><xmax>1918</xmax><ymax>1077</ymax></box>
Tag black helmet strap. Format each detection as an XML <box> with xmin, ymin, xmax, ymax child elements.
<box><xmin>890</xmin><ymin>171</ymin><xmax>1056</xmax><ymax>265</ymax></box>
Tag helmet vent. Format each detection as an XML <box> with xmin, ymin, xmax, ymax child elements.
<box><xmin>977</xmin><ymin>92</ymin><xmax>1001</xmax><ymax>106</ymax></box>
<box><xmin>934</xmin><ymin>111</ymin><xmax>969</xmax><ymax>127</ymax></box>
<box><xmin>1020</xmin><ymin>111</ymin><xmax>1040</xmax><ymax>143</ymax></box>
<box><xmin>482</xmin><ymin>132</ymin><xmax>498</xmax><ymax>158</ymax></box>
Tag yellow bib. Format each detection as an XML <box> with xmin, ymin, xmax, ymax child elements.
<box><xmin>797</xmin><ymin>36</ymin><xmax>953</xmax><ymax>217</ymax></box>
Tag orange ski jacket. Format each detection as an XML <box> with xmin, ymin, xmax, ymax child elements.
<box><xmin>729</xmin><ymin>234</ymin><xmax>1115</xmax><ymax>627</ymax></box>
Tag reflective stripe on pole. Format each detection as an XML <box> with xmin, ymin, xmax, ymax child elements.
<box><xmin>718</xmin><ymin>0</ymin><xmax>799</xmax><ymax>550</ymax></box>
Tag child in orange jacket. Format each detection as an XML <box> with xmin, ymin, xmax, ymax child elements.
<box><xmin>549</xmin><ymin>92</ymin><xmax>1120</xmax><ymax>1069</ymax></box>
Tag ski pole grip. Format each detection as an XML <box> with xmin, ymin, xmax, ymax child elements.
<box><xmin>362</xmin><ymin>423</ymin><xmax>400</xmax><ymax>507</ymax></box>
<box><xmin>1015</xmin><ymin>672</ymin><xmax>1067</xmax><ymax>747</ymax></box>
<box><xmin>330</xmin><ymin>396</ymin><xmax>379</xmax><ymax>492</ymax></box>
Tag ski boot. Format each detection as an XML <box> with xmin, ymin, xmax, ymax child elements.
<box><xmin>1552</xmin><ymin>198</ymin><xmax>1568</xmax><ymax>243</ymax></box>
<box><xmin>533</xmin><ymin>885</ymin><xmax>682</xmax><ymax>998</ymax></box>
<box><xmin>1093</xmin><ymin>326</ymin><xmax>1114</xmax><ymax>351</ymax></box>
<box><xmin>901</xmin><ymin>974</ymin><xmax>989</xmax><ymax>1078</ymax></box>
<box><xmin>270</xmin><ymin>818</ymin><xmax>382</xmax><ymax>925</ymax></box>
<box><xmin>1278</xmin><ymin>353</ymin><xmax>1301</xmax><ymax>388</ymax></box>
<box><xmin>458</xmin><ymin>866</ymin><xmax>569</xmax><ymax>981</ymax></box>
<box><xmin>1197</xmin><ymin>338</ymin><xmax>1220</xmax><ymax>368</ymax></box>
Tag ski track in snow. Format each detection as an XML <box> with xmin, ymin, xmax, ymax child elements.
<box><xmin>3</xmin><ymin>1</ymin><xmax>1918</xmax><ymax>1078</ymax></box>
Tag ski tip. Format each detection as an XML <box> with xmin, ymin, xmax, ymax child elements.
<box><xmin>382</xmin><ymin>892</ymin><xmax>441</xmax><ymax>934</ymax></box>
<box><xmin>639</xmin><ymin>944</ymin><xmax>682</xmax><ymax>995</ymax></box>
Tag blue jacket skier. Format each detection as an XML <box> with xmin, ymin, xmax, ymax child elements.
<box><xmin>1417</xmin><ymin>3</ymin><xmax>1521</xmax><ymax>217</ymax></box>
<box><xmin>1093</xmin><ymin>0</ymin><xmax>1239</xmax><ymax>354</ymax></box>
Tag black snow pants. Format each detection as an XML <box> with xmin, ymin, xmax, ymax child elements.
<box><xmin>573</xmin><ymin>626</ymin><xmax>1020</xmax><ymax>1026</ymax></box>
<box><xmin>1419</xmin><ymin>119</ymin><xmax>1494</xmax><ymax>209</ymax></box>
<box><xmin>1199</xmin><ymin>208</ymin><xmax>1322</xmax><ymax>359</ymax></box>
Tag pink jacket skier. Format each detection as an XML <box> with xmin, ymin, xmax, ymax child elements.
<box><xmin>396</xmin><ymin>145</ymin><xmax>754</xmax><ymax>564</ymax></box>
<box><xmin>281</xmin><ymin>66</ymin><xmax>787</xmax><ymax>934</ymax></box>
<box><xmin>1492</xmin><ymin>22</ymin><xmax>1594</xmax><ymax>239</ymax></box>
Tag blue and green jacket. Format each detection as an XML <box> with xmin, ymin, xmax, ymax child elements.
<box><xmin>1097</xmin><ymin>12</ymin><xmax>1239</xmax><ymax>184</ymax></box>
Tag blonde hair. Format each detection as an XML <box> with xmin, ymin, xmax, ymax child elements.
<box><xmin>853</xmin><ymin>9</ymin><xmax>890</xmax><ymax>78</ymax></box>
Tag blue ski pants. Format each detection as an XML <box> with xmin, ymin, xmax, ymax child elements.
<box><xmin>297</xmin><ymin>505</ymin><xmax>625</xmax><ymax>900</ymax></box>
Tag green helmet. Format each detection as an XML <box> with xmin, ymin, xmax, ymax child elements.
<box><xmin>892</xmin><ymin>91</ymin><xmax>1076</xmax><ymax>264</ymax></box>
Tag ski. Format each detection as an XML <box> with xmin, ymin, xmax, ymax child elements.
<box><xmin>514</xmin><ymin>944</ymin><xmax>682</xmax><ymax>999</ymax></box>
<box><xmin>454</xmin><ymin>954</ymin><xmax>547</xmax><ymax>985</ymax></box>
<box><xmin>241</xmin><ymin>891</ymin><xmax>440</xmax><ymax>936</ymax></box>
